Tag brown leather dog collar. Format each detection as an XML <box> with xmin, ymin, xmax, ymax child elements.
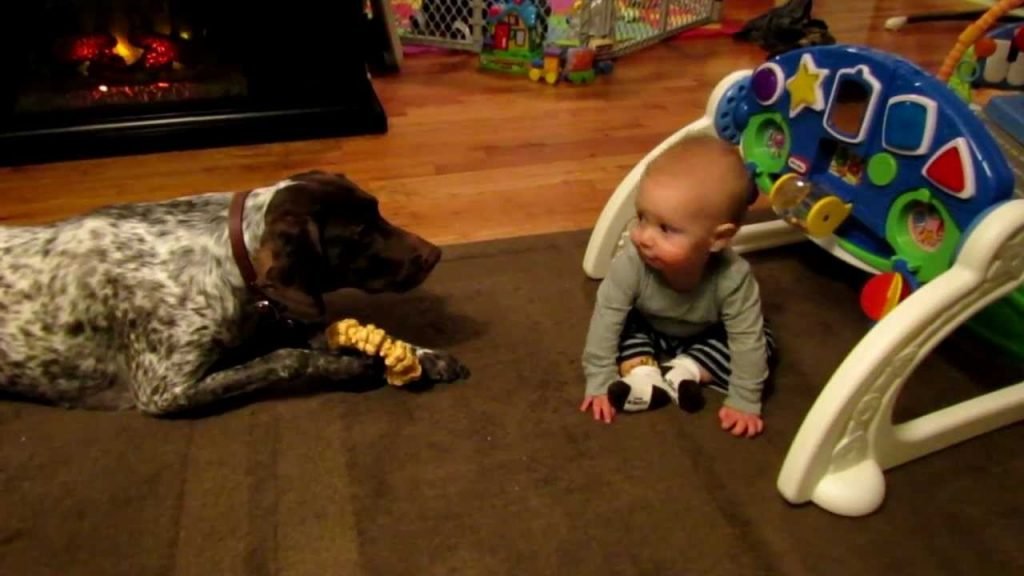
<box><xmin>229</xmin><ymin>188</ymin><xmax>261</xmax><ymax>291</ymax></box>
<box><xmin>229</xmin><ymin>189</ymin><xmax>291</xmax><ymax>323</ymax></box>
<box><xmin>228</xmin><ymin>189</ymin><xmax>307</xmax><ymax>328</ymax></box>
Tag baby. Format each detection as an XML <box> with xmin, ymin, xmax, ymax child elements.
<box><xmin>580</xmin><ymin>134</ymin><xmax>776</xmax><ymax>438</ymax></box>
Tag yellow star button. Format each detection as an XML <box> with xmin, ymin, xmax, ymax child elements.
<box><xmin>786</xmin><ymin>53</ymin><xmax>829</xmax><ymax>117</ymax></box>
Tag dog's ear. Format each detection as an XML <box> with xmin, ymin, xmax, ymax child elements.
<box><xmin>289</xmin><ymin>170</ymin><xmax>354</xmax><ymax>188</ymax></box>
<box><xmin>254</xmin><ymin>212</ymin><xmax>326</xmax><ymax>321</ymax></box>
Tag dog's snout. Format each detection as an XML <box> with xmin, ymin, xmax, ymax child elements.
<box><xmin>422</xmin><ymin>245</ymin><xmax>441</xmax><ymax>270</ymax></box>
<box><xmin>393</xmin><ymin>244</ymin><xmax>441</xmax><ymax>292</ymax></box>
<box><xmin>356</xmin><ymin>227</ymin><xmax>441</xmax><ymax>293</ymax></box>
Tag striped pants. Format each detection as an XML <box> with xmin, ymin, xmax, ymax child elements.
<box><xmin>616</xmin><ymin>310</ymin><xmax>777</xmax><ymax>396</ymax></box>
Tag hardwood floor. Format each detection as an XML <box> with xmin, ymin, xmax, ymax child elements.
<box><xmin>0</xmin><ymin>0</ymin><xmax>988</xmax><ymax>246</ymax></box>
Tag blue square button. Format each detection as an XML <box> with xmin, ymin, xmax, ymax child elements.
<box><xmin>883</xmin><ymin>96</ymin><xmax>937</xmax><ymax>155</ymax></box>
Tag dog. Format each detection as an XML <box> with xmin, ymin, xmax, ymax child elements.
<box><xmin>0</xmin><ymin>170</ymin><xmax>469</xmax><ymax>415</ymax></box>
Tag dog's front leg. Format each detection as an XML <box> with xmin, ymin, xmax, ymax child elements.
<box><xmin>314</xmin><ymin>335</ymin><xmax>471</xmax><ymax>385</ymax></box>
<box><xmin>135</xmin><ymin>349</ymin><xmax>378</xmax><ymax>416</ymax></box>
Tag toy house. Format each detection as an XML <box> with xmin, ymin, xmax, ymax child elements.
<box><xmin>480</xmin><ymin>0</ymin><xmax>545</xmax><ymax>75</ymax></box>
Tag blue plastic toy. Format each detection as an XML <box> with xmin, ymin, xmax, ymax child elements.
<box><xmin>714</xmin><ymin>44</ymin><xmax>1024</xmax><ymax>358</ymax></box>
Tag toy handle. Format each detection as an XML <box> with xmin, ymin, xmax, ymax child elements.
<box><xmin>937</xmin><ymin>0</ymin><xmax>1024</xmax><ymax>81</ymax></box>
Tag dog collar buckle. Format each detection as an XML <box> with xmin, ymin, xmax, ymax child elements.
<box><xmin>254</xmin><ymin>298</ymin><xmax>297</xmax><ymax>329</ymax></box>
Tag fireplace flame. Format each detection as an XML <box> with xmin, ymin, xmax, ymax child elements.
<box><xmin>111</xmin><ymin>32</ymin><xmax>144</xmax><ymax>66</ymax></box>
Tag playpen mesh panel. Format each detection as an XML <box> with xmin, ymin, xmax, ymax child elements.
<box><xmin>390</xmin><ymin>0</ymin><xmax>718</xmax><ymax>57</ymax></box>
<box><xmin>390</xmin><ymin>0</ymin><xmax>488</xmax><ymax>50</ymax></box>
<box><xmin>607</xmin><ymin>0</ymin><xmax>717</xmax><ymax>58</ymax></box>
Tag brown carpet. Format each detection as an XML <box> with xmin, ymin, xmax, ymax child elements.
<box><xmin>2</xmin><ymin>229</ymin><xmax>1024</xmax><ymax>576</ymax></box>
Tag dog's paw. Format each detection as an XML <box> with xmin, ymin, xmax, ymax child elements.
<box><xmin>416</xmin><ymin>349</ymin><xmax>470</xmax><ymax>383</ymax></box>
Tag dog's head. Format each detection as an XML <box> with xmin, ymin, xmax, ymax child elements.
<box><xmin>252</xmin><ymin>171</ymin><xmax>441</xmax><ymax>320</ymax></box>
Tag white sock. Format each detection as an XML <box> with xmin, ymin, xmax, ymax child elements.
<box><xmin>613</xmin><ymin>365</ymin><xmax>676</xmax><ymax>412</ymax></box>
<box><xmin>662</xmin><ymin>355</ymin><xmax>707</xmax><ymax>413</ymax></box>
<box><xmin>663</xmin><ymin>355</ymin><xmax>703</xmax><ymax>391</ymax></box>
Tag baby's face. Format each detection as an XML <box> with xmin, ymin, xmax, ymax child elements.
<box><xmin>630</xmin><ymin>173</ymin><xmax>726</xmax><ymax>289</ymax></box>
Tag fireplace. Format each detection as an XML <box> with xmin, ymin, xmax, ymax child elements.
<box><xmin>0</xmin><ymin>0</ymin><xmax>389</xmax><ymax>166</ymax></box>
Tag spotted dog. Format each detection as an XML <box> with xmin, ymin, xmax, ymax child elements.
<box><xmin>0</xmin><ymin>171</ymin><xmax>468</xmax><ymax>415</ymax></box>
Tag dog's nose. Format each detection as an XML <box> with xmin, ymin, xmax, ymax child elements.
<box><xmin>423</xmin><ymin>246</ymin><xmax>441</xmax><ymax>270</ymax></box>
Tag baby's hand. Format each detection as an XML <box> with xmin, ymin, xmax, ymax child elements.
<box><xmin>580</xmin><ymin>394</ymin><xmax>616</xmax><ymax>424</ymax></box>
<box><xmin>718</xmin><ymin>406</ymin><xmax>764</xmax><ymax>438</ymax></box>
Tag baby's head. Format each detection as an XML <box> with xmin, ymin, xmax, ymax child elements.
<box><xmin>629</xmin><ymin>134</ymin><xmax>752</xmax><ymax>289</ymax></box>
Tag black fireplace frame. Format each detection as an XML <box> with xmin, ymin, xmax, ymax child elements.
<box><xmin>0</xmin><ymin>0</ymin><xmax>390</xmax><ymax>166</ymax></box>
<box><xmin>0</xmin><ymin>89</ymin><xmax>388</xmax><ymax>167</ymax></box>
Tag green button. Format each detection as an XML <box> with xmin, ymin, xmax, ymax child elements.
<box><xmin>868</xmin><ymin>152</ymin><xmax>898</xmax><ymax>186</ymax></box>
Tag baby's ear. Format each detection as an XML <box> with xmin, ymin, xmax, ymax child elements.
<box><xmin>710</xmin><ymin>222</ymin><xmax>738</xmax><ymax>252</ymax></box>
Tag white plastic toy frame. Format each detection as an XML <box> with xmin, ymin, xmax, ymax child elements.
<box><xmin>582</xmin><ymin>69</ymin><xmax>1024</xmax><ymax>517</ymax></box>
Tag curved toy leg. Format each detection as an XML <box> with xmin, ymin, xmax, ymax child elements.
<box><xmin>777</xmin><ymin>200</ymin><xmax>1024</xmax><ymax>516</ymax></box>
<box><xmin>582</xmin><ymin>70</ymin><xmax>754</xmax><ymax>279</ymax></box>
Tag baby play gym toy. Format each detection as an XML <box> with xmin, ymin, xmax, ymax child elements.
<box><xmin>583</xmin><ymin>36</ymin><xmax>1024</xmax><ymax>516</ymax></box>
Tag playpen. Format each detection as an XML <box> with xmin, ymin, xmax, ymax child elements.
<box><xmin>388</xmin><ymin>0</ymin><xmax>721</xmax><ymax>59</ymax></box>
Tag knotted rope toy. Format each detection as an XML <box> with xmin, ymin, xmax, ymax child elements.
<box><xmin>325</xmin><ymin>318</ymin><xmax>422</xmax><ymax>386</ymax></box>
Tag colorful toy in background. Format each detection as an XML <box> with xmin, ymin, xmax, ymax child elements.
<box><xmin>481</xmin><ymin>0</ymin><xmax>615</xmax><ymax>84</ymax></box>
<box><xmin>714</xmin><ymin>44</ymin><xmax>1024</xmax><ymax>358</ymax></box>
<box><xmin>480</xmin><ymin>0</ymin><xmax>547</xmax><ymax>75</ymax></box>
<box><xmin>935</xmin><ymin>1</ymin><xmax>1024</xmax><ymax>150</ymax></box>
<box><xmin>968</xmin><ymin>21</ymin><xmax>1024</xmax><ymax>90</ymax></box>
<box><xmin>527</xmin><ymin>44</ymin><xmax>613</xmax><ymax>84</ymax></box>
<box><xmin>958</xmin><ymin>21</ymin><xmax>1024</xmax><ymax>148</ymax></box>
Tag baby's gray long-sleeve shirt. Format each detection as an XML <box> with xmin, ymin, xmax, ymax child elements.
<box><xmin>581</xmin><ymin>242</ymin><xmax>770</xmax><ymax>414</ymax></box>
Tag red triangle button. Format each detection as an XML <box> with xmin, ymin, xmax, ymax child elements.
<box><xmin>926</xmin><ymin>146</ymin><xmax>964</xmax><ymax>190</ymax></box>
<box><xmin>922</xmin><ymin>138</ymin><xmax>975</xmax><ymax>199</ymax></box>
